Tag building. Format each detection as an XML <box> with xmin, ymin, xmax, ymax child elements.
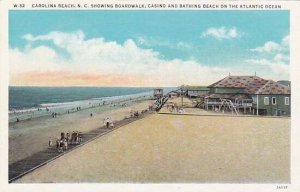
<box><xmin>206</xmin><ymin>76</ymin><xmax>290</xmax><ymax>116</ymax></box>
<box><xmin>185</xmin><ymin>87</ymin><xmax>210</xmax><ymax>98</ymax></box>
<box><xmin>153</xmin><ymin>88</ymin><xmax>163</xmax><ymax>99</ymax></box>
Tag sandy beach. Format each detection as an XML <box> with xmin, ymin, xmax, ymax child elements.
<box><xmin>15</xmin><ymin>111</ymin><xmax>290</xmax><ymax>183</ymax></box>
<box><xmin>9</xmin><ymin>99</ymin><xmax>153</xmax><ymax>164</ymax></box>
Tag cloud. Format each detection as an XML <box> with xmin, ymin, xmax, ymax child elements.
<box><xmin>246</xmin><ymin>59</ymin><xmax>289</xmax><ymax>75</ymax></box>
<box><xmin>282</xmin><ymin>35</ymin><xmax>289</xmax><ymax>47</ymax></box>
<box><xmin>250</xmin><ymin>41</ymin><xmax>281</xmax><ymax>53</ymax></box>
<box><xmin>11</xmin><ymin>30</ymin><xmax>239</xmax><ymax>86</ymax></box>
<box><xmin>10</xmin><ymin>46</ymin><xmax>63</xmax><ymax>74</ymax></box>
<box><xmin>246</xmin><ymin>34</ymin><xmax>290</xmax><ymax>80</ymax></box>
<box><xmin>23</xmin><ymin>30</ymin><xmax>85</xmax><ymax>48</ymax></box>
<box><xmin>250</xmin><ymin>34</ymin><xmax>289</xmax><ymax>53</ymax></box>
<box><xmin>136</xmin><ymin>36</ymin><xmax>192</xmax><ymax>50</ymax></box>
<box><xmin>274</xmin><ymin>53</ymin><xmax>289</xmax><ymax>62</ymax></box>
<box><xmin>201</xmin><ymin>27</ymin><xmax>243</xmax><ymax>40</ymax></box>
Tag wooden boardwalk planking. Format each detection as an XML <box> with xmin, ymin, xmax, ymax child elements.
<box><xmin>9</xmin><ymin>111</ymin><xmax>154</xmax><ymax>183</ymax></box>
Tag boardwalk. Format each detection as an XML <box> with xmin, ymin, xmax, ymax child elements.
<box><xmin>9</xmin><ymin>111</ymin><xmax>154</xmax><ymax>183</ymax></box>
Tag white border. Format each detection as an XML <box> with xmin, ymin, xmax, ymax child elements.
<box><xmin>1</xmin><ymin>0</ymin><xmax>300</xmax><ymax>192</ymax></box>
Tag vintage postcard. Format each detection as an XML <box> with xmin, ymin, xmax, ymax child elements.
<box><xmin>1</xmin><ymin>0</ymin><xmax>300</xmax><ymax>191</ymax></box>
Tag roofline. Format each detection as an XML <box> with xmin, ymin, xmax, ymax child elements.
<box><xmin>207</xmin><ymin>86</ymin><xmax>246</xmax><ymax>88</ymax></box>
<box><xmin>251</xmin><ymin>93</ymin><xmax>291</xmax><ymax>95</ymax></box>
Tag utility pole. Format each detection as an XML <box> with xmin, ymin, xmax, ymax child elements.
<box><xmin>256</xmin><ymin>94</ymin><xmax>259</xmax><ymax>116</ymax></box>
<box><xmin>181</xmin><ymin>88</ymin><xmax>183</xmax><ymax>107</ymax></box>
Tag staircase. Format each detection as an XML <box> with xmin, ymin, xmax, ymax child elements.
<box><xmin>153</xmin><ymin>96</ymin><xmax>169</xmax><ymax>112</ymax></box>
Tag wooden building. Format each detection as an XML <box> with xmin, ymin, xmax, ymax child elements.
<box><xmin>206</xmin><ymin>76</ymin><xmax>291</xmax><ymax>116</ymax></box>
<box><xmin>153</xmin><ymin>88</ymin><xmax>163</xmax><ymax>99</ymax></box>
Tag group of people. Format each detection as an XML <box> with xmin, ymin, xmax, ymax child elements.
<box><xmin>49</xmin><ymin>131</ymin><xmax>83</xmax><ymax>153</ymax></box>
<box><xmin>130</xmin><ymin>111</ymin><xmax>140</xmax><ymax>118</ymax></box>
<box><xmin>51</xmin><ymin>112</ymin><xmax>58</xmax><ymax>118</ymax></box>
<box><xmin>148</xmin><ymin>105</ymin><xmax>154</xmax><ymax>111</ymax></box>
<box><xmin>166</xmin><ymin>102</ymin><xmax>184</xmax><ymax>113</ymax></box>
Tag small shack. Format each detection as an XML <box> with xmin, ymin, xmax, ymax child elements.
<box><xmin>153</xmin><ymin>88</ymin><xmax>163</xmax><ymax>99</ymax></box>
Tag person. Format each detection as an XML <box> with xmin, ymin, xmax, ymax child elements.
<box><xmin>76</xmin><ymin>131</ymin><xmax>79</xmax><ymax>144</ymax></box>
<box><xmin>78</xmin><ymin>135</ymin><xmax>82</xmax><ymax>144</ymax></box>
<box><xmin>90</xmin><ymin>113</ymin><xmax>93</xmax><ymax>117</ymax></box>
<box><xmin>179</xmin><ymin>108</ymin><xmax>185</xmax><ymax>114</ymax></box>
<box><xmin>56</xmin><ymin>139</ymin><xmax>60</xmax><ymax>151</ymax></box>
<box><xmin>104</xmin><ymin>117</ymin><xmax>110</xmax><ymax>128</ymax></box>
<box><xmin>60</xmin><ymin>132</ymin><xmax>65</xmax><ymax>140</ymax></box>
<box><xmin>16</xmin><ymin>118</ymin><xmax>20</xmax><ymax>122</ymax></box>
<box><xmin>48</xmin><ymin>139</ymin><xmax>53</xmax><ymax>147</ymax></box>
<box><xmin>110</xmin><ymin>122</ymin><xmax>114</xmax><ymax>129</ymax></box>
<box><xmin>71</xmin><ymin>131</ymin><xmax>76</xmax><ymax>144</ymax></box>
<box><xmin>66</xmin><ymin>132</ymin><xmax>70</xmax><ymax>144</ymax></box>
<box><xmin>59</xmin><ymin>140</ymin><xmax>64</xmax><ymax>153</ymax></box>
<box><xmin>63</xmin><ymin>138</ymin><xmax>68</xmax><ymax>151</ymax></box>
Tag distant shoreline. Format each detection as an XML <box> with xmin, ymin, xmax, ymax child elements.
<box><xmin>9</xmin><ymin>94</ymin><xmax>153</xmax><ymax>123</ymax></box>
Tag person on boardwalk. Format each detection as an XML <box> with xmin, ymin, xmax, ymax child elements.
<box><xmin>59</xmin><ymin>140</ymin><xmax>64</xmax><ymax>153</ymax></box>
<box><xmin>66</xmin><ymin>132</ymin><xmax>70</xmax><ymax>144</ymax></box>
<box><xmin>56</xmin><ymin>139</ymin><xmax>60</xmax><ymax>152</ymax></box>
<box><xmin>63</xmin><ymin>138</ymin><xmax>68</xmax><ymax>151</ymax></box>
<box><xmin>104</xmin><ymin>117</ymin><xmax>112</xmax><ymax>129</ymax></box>
<box><xmin>48</xmin><ymin>139</ymin><xmax>53</xmax><ymax>147</ymax></box>
<box><xmin>75</xmin><ymin>131</ymin><xmax>79</xmax><ymax>144</ymax></box>
<box><xmin>110</xmin><ymin>122</ymin><xmax>114</xmax><ymax>129</ymax></box>
<box><xmin>106</xmin><ymin>120</ymin><xmax>110</xmax><ymax>129</ymax></box>
<box><xmin>71</xmin><ymin>131</ymin><xmax>76</xmax><ymax>144</ymax></box>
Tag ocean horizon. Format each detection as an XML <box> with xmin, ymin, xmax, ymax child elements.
<box><xmin>9</xmin><ymin>86</ymin><xmax>175</xmax><ymax>111</ymax></box>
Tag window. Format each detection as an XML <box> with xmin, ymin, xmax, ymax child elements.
<box><xmin>272</xmin><ymin>97</ymin><xmax>276</xmax><ymax>105</ymax></box>
<box><xmin>264</xmin><ymin>97</ymin><xmax>269</xmax><ymax>105</ymax></box>
<box><xmin>285</xmin><ymin>97</ymin><xmax>290</xmax><ymax>105</ymax></box>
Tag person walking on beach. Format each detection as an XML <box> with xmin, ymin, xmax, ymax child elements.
<box><xmin>90</xmin><ymin>113</ymin><xmax>93</xmax><ymax>117</ymax></box>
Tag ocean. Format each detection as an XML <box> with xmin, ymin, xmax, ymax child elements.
<box><xmin>9</xmin><ymin>86</ymin><xmax>159</xmax><ymax>111</ymax></box>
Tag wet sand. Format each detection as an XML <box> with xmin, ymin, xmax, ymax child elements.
<box><xmin>15</xmin><ymin>112</ymin><xmax>290</xmax><ymax>183</ymax></box>
<box><xmin>9</xmin><ymin>99</ymin><xmax>153</xmax><ymax>164</ymax></box>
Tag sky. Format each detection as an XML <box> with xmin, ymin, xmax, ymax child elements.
<box><xmin>9</xmin><ymin>10</ymin><xmax>290</xmax><ymax>87</ymax></box>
